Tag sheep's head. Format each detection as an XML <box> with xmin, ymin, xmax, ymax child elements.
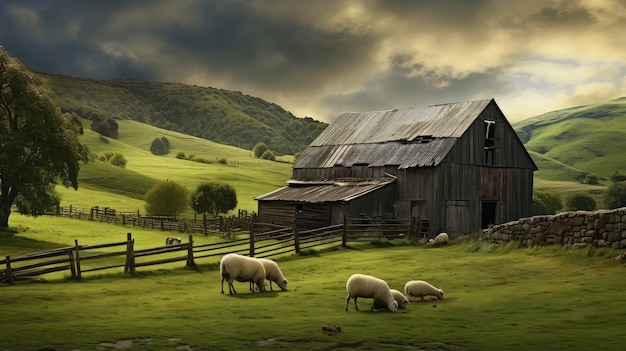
<box><xmin>388</xmin><ymin>301</ymin><xmax>399</xmax><ymax>312</ymax></box>
<box><xmin>277</xmin><ymin>279</ymin><xmax>288</xmax><ymax>291</ymax></box>
<box><xmin>437</xmin><ymin>289</ymin><xmax>444</xmax><ymax>300</ymax></box>
<box><xmin>398</xmin><ymin>298</ymin><xmax>410</xmax><ymax>309</ymax></box>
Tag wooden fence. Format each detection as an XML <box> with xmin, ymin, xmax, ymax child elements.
<box><xmin>1</xmin><ymin>217</ymin><xmax>412</xmax><ymax>284</ymax></box>
<box><xmin>54</xmin><ymin>205</ymin><xmax>255</xmax><ymax>235</ymax></box>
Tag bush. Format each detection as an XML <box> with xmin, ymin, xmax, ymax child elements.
<box><xmin>532</xmin><ymin>190</ymin><xmax>562</xmax><ymax>215</ymax></box>
<box><xmin>150</xmin><ymin>137</ymin><xmax>170</xmax><ymax>155</ymax></box>
<box><xmin>565</xmin><ymin>193</ymin><xmax>596</xmax><ymax>211</ymax></box>
<box><xmin>144</xmin><ymin>180</ymin><xmax>189</xmax><ymax>218</ymax></box>
<box><xmin>218</xmin><ymin>158</ymin><xmax>227</xmax><ymax>164</ymax></box>
<box><xmin>610</xmin><ymin>170</ymin><xmax>626</xmax><ymax>183</ymax></box>
<box><xmin>176</xmin><ymin>152</ymin><xmax>186</xmax><ymax>159</ymax></box>
<box><xmin>604</xmin><ymin>181</ymin><xmax>626</xmax><ymax>209</ymax></box>
<box><xmin>253</xmin><ymin>142</ymin><xmax>269</xmax><ymax>158</ymax></box>
<box><xmin>109</xmin><ymin>153</ymin><xmax>127</xmax><ymax>168</ymax></box>
<box><xmin>582</xmin><ymin>174</ymin><xmax>599</xmax><ymax>185</ymax></box>
<box><xmin>261</xmin><ymin>150</ymin><xmax>276</xmax><ymax>161</ymax></box>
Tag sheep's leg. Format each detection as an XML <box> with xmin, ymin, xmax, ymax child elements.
<box><xmin>345</xmin><ymin>296</ymin><xmax>351</xmax><ymax>311</ymax></box>
<box><xmin>354</xmin><ymin>297</ymin><xmax>359</xmax><ymax>311</ymax></box>
<box><xmin>269</xmin><ymin>280</ymin><xmax>273</xmax><ymax>291</ymax></box>
<box><xmin>221</xmin><ymin>276</ymin><xmax>225</xmax><ymax>294</ymax></box>
<box><xmin>228</xmin><ymin>279</ymin><xmax>237</xmax><ymax>294</ymax></box>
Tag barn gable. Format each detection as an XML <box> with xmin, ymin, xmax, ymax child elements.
<box><xmin>256</xmin><ymin>98</ymin><xmax>536</xmax><ymax>237</ymax></box>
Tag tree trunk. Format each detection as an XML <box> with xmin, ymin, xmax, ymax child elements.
<box><xmin>0</xmin><ymin>203</ymin><xmax>11</xmax><ymax>228</ymax></box>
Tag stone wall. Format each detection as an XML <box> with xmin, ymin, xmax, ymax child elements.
<box><xmin>480</xmin><ymin>207</ymin><xmax>626</xmax><ymax>249</ymax></box>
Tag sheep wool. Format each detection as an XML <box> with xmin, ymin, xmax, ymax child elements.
<box><xmin>220</xmin><ymin>253</ymin><xmax>267</xmax><ymax>294</ymax></box>
<box><xmin>373</xmin><ymin>289</ymin><xmax>409</xmax><ymax>310</ymax></box>
<box><xmin>345</xmin><ymin>273</ymin><xmax>398</xmax><ymax>312</ymax></box>
<box><xmin>427</xmin><ymin>232</ymin><xmax>449</xmax><ymax>247</ymax></box>
<box><xmin>404</xmin><ymin>280</ymin><xmax>444</xmax><ymax>301</ymax></box>
<box><xmin>258</xmin><ymin>258</ymin><xmax>288</xmax><ymax>291</ymax></box>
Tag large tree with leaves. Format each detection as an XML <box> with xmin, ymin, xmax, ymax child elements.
<box><xmin>0</xmin><ymin>47</ymin><xmax>87</xmax><ymax>228</ymax></box>
<box><xmin>144</xmin><ymin>180</ymin><xmax>189</xmax><ymax>218</ymax></box>
<box><xmin>191</xmin><ymin>182</ymin><xmax>237</xmax><ymax>217</ymax></box>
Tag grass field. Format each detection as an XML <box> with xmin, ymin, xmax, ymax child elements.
<box><xmin>2</xmin><ymin>215</ymin><xmax>626</xmax><ymax>351</ymax></box>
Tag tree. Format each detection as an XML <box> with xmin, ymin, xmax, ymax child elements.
<box><xmin>565</xmin><ymin>193</ymin><xmax>596</xmax><ymax>211</ymax></box>
<box><xmin>191</xmin><ymin>182</ymin><xmax>237</xmax><ymax>217</ymax></box>
<box><xmin>144</xmin><ymin>180</ymin><xmax>188</xmax><ymax>218</ymax></box>
<box><xmin>610</xmin><ymin>170</ymin><xmax>626</xmax><ymax>183</ymax></box>
<box><xmin>261</xmin><ymin>149</ymin><xmax>276</xmax><ymax>161</ymax></box>
<box><xmin>582</xmin><ymin>174</ymin><xmax>599</xmax><ymax>185</ymax></box>
<box><xmin>252</xmin><ymin>142</ymin><xmax>268</xmax><ymax>158</ymax></box>
<box><xmin>150</xmin><ymin>137</ymin><xmax>169</xmax><ymax>155</ymax></box>
<box><xmin>109</xmin><ymin>153</ymin><xmax>127</xmax><ymax>168</ymax></box>
<box><xmin>532</xmin><ymin>190</ymin><xmax>562</xmax><ymax>215</ymax></box>
<box><xmin>0</xmin><ymin>47</ymin><xmax>87</xmax><ymax>227</ymax></box>
<box><xmin>604</xmin><ymin>181</ymin><xmax>626</xmax><ymax>209</ymax></box>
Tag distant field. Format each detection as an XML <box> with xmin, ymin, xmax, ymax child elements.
<box><xmin>59</xmin><ymin>119</ymin><xmax>293</xmax><ymax>215</ymax></box>
<box><xmin>2</xmin><ymin>215</ymin><xmax>625</xmax><ymax>351</ymax></box>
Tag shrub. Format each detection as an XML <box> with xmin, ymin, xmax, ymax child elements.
<box><xmin>144</xmin><ymin>180</ymin><xmax>189</xmax><ymax>218</ymax></box>
<box><xmin>150</xmin><ymin>137</ymin><xmax>169</xmax><ymax>155</ymax></box>
<box><xmin>261</xmin><ymin>150</ymin><xmax>276</xmax><ymax>161</ymax></box>
<box><xmin>253</xmin><ymin>142</ymin><xmax>269</xmax><ymax>158</ymax></box>
<box><xmin>109</xmin><ymin>153</ymin><xmax>127</xmax><ymax>168</ymax></box>
<box><xmin>176</xmin><ymin>152</ymin><xmax>186</xmax><ymax>159</ymax></box>
<box><xmin>610</xmin><ymin>170</ymin><xmax>626</xmax><ymax>183</ymax></box>
<box><xmin>532</xmin><ymin>190</ymin><xmax>562</xmax><ymax>215</ymax></box>
<box><xmin>565</xmin><ymin>193</ymin><xmax>596</xmax><ymax>211</ymax></box>
<box><xmin>582</xmin><ymin>174</ymin><xmax>599</xmax><ymax>185</ymax></box>
<box><xmin>218</xmin><ymin>158</ymin><xmax>227</xmax><ymax>164</ymax></box>
<box><xmin>604</xmin><ymin>181</ymin><xmax>626</xmax><ymax>209</ymax></box>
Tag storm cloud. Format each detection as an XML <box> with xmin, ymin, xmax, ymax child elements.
<box><xmin>2</xmin><ymin>0</ymin><xmax>625</xmax><ymax>122</ymax></box>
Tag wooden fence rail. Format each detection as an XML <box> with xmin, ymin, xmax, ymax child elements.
<box><xmin>1</xmin><ymin>217</ymin><xmax>413</xmax><ymax>284</ymax></box>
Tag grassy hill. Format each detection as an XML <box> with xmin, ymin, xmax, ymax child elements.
<box><xmin>55</xmin><ymin>118</ymin><xmax>293</xmax><ymax>216</ymax></box>
<box><xmin>39</xmin><ymin>73</ymin><xmax>328</xmax><ymax>156</ymax></box>
<box><xmin>513</xmin><ymin>97</ymin><xmax>626</xmax><ymax>181</ymax></box>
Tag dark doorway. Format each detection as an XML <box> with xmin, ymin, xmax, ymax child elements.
<box><xmin>482</xmin><ymin>201</ymin><xmax>497</xmax><ymax>228</ymax></box>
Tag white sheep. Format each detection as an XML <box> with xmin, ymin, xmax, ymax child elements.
<box><xmin>257</xmin><ymin>258</ymin><xmax>288</xmax><ymax>291</ymax></box>
<box><xmin>404</xmin><ymin>280</ymin><xmax>444</xmax><ymax>301</ymax></box>
<box><xmin>220</xmin><ymin>253</ymin><xmax>267</xmax><ymax>294</ymax></box>
<box><xmin>345</xmin><ymin>273</ymin><xmax>398</xmax><ymax>312</ymax></box>
<box><xmin>427</xmin><ymin>232</ymin><xmax>449</xmax><ymax>247</ymax></box>
<box><xmin>165</xmin><ymin>236</ymin><xmax>182</xmax><ymax>246</ymax></box>
<box><xmin>373</xmin><ymin>289</ymin><xmax>409</xmax><ymax>310</ymax></box>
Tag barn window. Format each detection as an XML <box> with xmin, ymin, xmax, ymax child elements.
<box><xmin>484</xmin><ymin>120</ymin><xmax>496</xmax><ymax>165</ymax></box>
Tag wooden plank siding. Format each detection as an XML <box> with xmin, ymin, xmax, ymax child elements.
<box><xmin>257</xmin><ymin>99</ymin><xmax>536</xmax><ymax>239</ymax></box>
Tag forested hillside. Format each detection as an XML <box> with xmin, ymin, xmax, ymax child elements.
<box><xmin>39</xmin><ymin>73</ymin><xmax>327</xmax><ymax>155</ymax></box>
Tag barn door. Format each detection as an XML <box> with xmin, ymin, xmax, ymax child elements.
<box><xmin>446</xmin><ymin>200</ymin><xmax>469</xmax><ymax>237</ymax></box>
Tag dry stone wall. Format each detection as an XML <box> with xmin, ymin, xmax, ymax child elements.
<box><xmin>480</xmin><ymin>207</ymin><xmax>626</xmax><ymax>249</ymax></box>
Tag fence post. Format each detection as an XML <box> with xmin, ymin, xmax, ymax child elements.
<box><xmin>74</xmin><ymin>239</ymin><xmax>82</xmax><ymax>278</ymax></box>
<box><xmin>4</xmin><ymin>255</ymin><xmax>13</xmax><ymax>284</ymax></box>
<box><xmin>124</xmin><ymin>233</ymin><xmax>135</xmax><ymax>273</ymax></box>
<box><xmin>68</xmin><ymin>249</ymin><xmax>76</xmax><ymax>278</ymax></box>
<box><xmin>203</xmin><ymin>213</ymin><xmax>208</xmax><ymax>235</ymax></box>
<box><xmin>186</xmin><ymin>235</ymin><xmax>195</xmax><ymax>267</ymax></box>
<box><xmin>342</xmin><ymin>215</ymin><xmax>348</xmax><ymax>247</ymax></box>
<box><xmin>249</xmin><ymin>227</ymin><xmax>255</xmax><ymax>257</ymax></box>
<box><xmin>294</xmin><ymin>227</ymin><xmax>300</xmax><ymax>254</ymax></box>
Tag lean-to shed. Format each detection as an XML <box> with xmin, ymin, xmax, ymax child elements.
<box><xmin>255</xmin><ymin>98</ymin><xmax>537</xmax><ymax>237</ymax></box>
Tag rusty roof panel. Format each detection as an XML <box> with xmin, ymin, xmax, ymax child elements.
<box><xmin>310</xmin><ymin>99</ymin><xmax>492</xmax><ymax>146</ymax></box>
<box><xmin>293</xmin><ymin>139</ymin><xmax>456</xmax><ymax>169</ymax></box>
<box><xmin>255</xmin><ymin>178</ymin><xmax>396</xmax><ymax>203</ymax></box>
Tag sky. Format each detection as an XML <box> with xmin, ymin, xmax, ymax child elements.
<box><xmin>2</xmin><ymin>0</ymin><xmax>626</xmax><ymax>123</ymax></box>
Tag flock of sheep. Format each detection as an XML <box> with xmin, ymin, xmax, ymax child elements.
<box><xmin>219</xmin><ymin>232</ymin><xmax>449</xmax><ymax>312</ymax></box>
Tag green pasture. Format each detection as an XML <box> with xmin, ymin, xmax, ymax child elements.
<box><xmin>60</xmin><ymin>120</ymin><xmax>293</xmax><ymax>215</ymax></box>
<box><xmin>2</xmin><ymin>215</ymin><xmax>626</xmax><ymax>350</ymax></box>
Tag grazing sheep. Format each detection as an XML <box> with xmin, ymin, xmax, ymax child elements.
<box><xmin>404</xmin><ymin>280</ymin><xmax>444</xmax><ymax>301</ymax></box>
<box><xmin>220</xmin><ymin>253</ymin><xmax>267</xmax><ymax>294</ymax></box>
<box><xmin>165</xmin><ymin>236</ymin><xmax>182</xmax><ymax>246</ymax></box>
<box><xmin>373</xmin><ymin>289</ymin><xmax>409</xmax><ymax>310</ymax></box>
<box><xmin>427</xmin><ymin>232</ymin><xmax>449</xmax><ymax>247</ymax></box>
<box><xmin>257</xmin><ymin>258</ymin><xmax>288</xmax><ymax>291</ymax></box>
<box><xmin>345</xmin><ymin>274</ymin><xmax>398</xmax><ymax>312</ymax></box>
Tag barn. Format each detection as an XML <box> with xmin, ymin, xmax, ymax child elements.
<box><xmin>255</xmin><ymin>98</ymin><xmax>537</xmax><ymax>238</ymax></box>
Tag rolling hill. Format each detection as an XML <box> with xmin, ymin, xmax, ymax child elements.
<box><xmin>39</xmin><ymin>73</ymin><xmax>328</xmax><ymax>156</ymax></box>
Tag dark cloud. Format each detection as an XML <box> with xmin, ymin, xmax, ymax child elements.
<box><xmin>1</xmin><ymin>0</ymin><xmax>625</xmax><ymax>122</ymax></box>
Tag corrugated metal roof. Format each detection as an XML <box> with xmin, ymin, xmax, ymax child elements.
<box><xmin>295</xmin><ymin>98</ymin><xmax>493</xmax><ymax>169</ymax></box>
<box><xmin>254</xmin><ymin>178</ymin><xmax>396</xmax><ymax>203</ymax></box>
<box><xmin>310</xmin><ymin>99</ymin><xmax>493</xmax><ymax>146</ymax></box>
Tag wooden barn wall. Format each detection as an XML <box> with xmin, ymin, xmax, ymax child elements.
<box><xmin>443</xmin><ymin>102</ymin><xmax>537</xmax><ymax>169</ymax></box>
<box><xmin>345</xmin><ymin>184</ymin><xmax>396</xmax><ymax>219</ymax></box>
<box><xmin>258</xmin><ymin>201</ymin><xmax>332</xmax><ymax>229</ymax></box>
<box><xmin>292</xmin><ymin>166</ymin><xmax>386</xmax><ymax>181</ymax></box>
